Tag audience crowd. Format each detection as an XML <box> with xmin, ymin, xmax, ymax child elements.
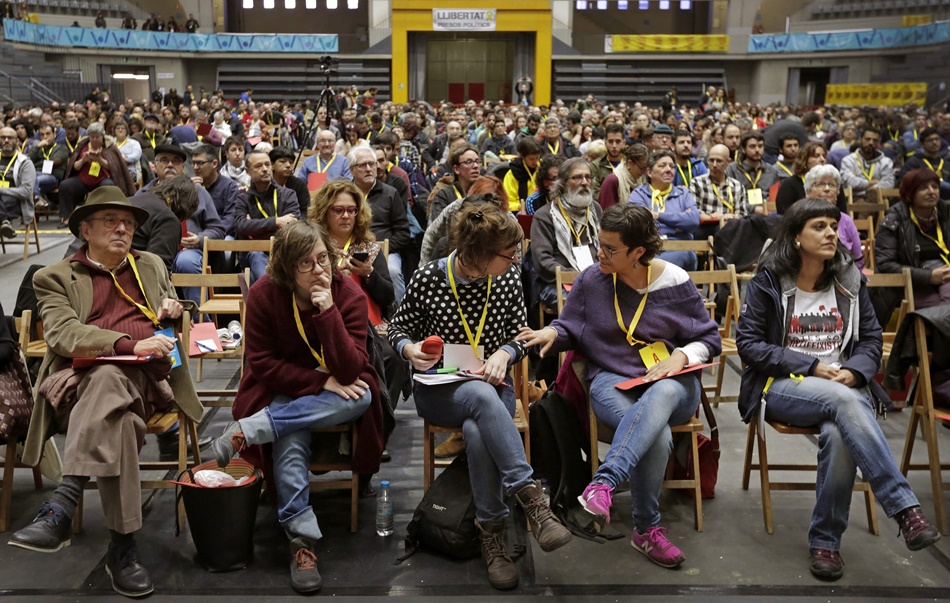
<box><xmin>1</xmin><ymin>81</ymin><xmax>949</xmax><ymax>597</ymax></box>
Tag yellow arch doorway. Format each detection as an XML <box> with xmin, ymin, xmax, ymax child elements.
<box><xmin>390</xmin><ymin>1</ymin><xmax>552</xmax><ymax>106</ymax></box>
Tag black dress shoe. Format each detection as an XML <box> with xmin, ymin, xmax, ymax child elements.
<box><xmin>809</xmin><ymin>548</ymin><xmax>843</xmax><ymax>581</ymax></box>
<box><xmin>106</xmin><ymin>540</ymin><xmax>154</xmax><ymax>598</ymax></box>
<box><xmin>8</xmin><ymin>502</ymin><xmax>71</xmax><ymax>553</ymax></box>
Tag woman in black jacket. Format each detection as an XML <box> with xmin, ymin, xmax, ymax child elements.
<box><xmin>874</xmin><ymin>168</ymin><xmax>950</xmax><ymax>321</ymax></box>
<box><xmin>737</xmin><ymin>199</ymin><xmax>939</xmax><ymax>582</ymax></box>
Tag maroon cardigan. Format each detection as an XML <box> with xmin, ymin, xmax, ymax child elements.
<box><xmin>232</xmin><ymin>272</ymin><xmax>384</xmax><ymax>477</ymax></box>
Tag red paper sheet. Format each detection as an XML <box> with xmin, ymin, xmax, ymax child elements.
<box><xmin>307</xmin><ymin>172</ymin><xmax>328</xmax><ymax>192</ymax></box>
<box><xmin>196</xmin><ymin>123</ymin><xmax>213</xmax><ymax>137</ymax></box>
<box><xmin>72</xmin><ymin>355</ymin><xmax>151</xmax><ymax>369</ymax></box>
<box><xmin>614</xmin><ymin>362</ymin><xmax>718</xmax><ymax>390</ymax></box>
<box><xmin>186</xmin><ymin>321</ymin><xmax>224</xmax><ymax>356</ymax></box>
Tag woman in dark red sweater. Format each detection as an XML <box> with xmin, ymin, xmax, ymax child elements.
<box><xmin>210</xmin><ymin>220</ymin><xmax>383</xmax><ymax>594</ymax></box>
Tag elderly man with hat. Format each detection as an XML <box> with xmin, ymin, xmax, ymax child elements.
<box><xmin>8</xmin><ymin>186</ymin><xmax>202</xmax><ymax>599</ymax></box>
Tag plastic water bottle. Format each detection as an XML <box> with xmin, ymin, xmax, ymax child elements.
<box><xmin>376</xmin><ymin>480</ymin><xmax>394</xmax><ymax>536</ymax></box>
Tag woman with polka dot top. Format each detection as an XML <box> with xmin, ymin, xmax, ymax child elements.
<box><xmin>388</xmin><ymin>202</ymin><xmax>572</xmax><ymax>590</ymax></box>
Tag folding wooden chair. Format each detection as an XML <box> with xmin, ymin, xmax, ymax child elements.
<box><xmin>0</xmin><ymin>217</ymin><xmax>41</xmax><ymax>260</ymax></box>
<box><xmin>688</xmin><ymin>264</ymin><xmax>741</xmax><ymax>405</ymax></box>
<box><xmin>741</xmin><ymin>408</ymin><xmax>879</xmax><ymax>535</ymax></box>
<box><xmin>663</xmin><ymin>237</ymin><xmax>714</xmax><ymax>271</ymax></box>
<box><xmin>578</xmin><ymin>354</ymin><xmax>707</xmax><ymax>532</ymax></box>
<box><xmin>308</xmin><ymin>422</ymin><xmax>360</xmax><ymax>532</ymax></box>
<box><xmin>423</xmin><ymin>357</ymin><xmax>531</xmax><ymax>491</ymax></box>
<box><xmin>900</xmin><ymin>313</ymin><xmax>950</xmax><ymax>535</ymax></box>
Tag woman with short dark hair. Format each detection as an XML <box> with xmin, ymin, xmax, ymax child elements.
<box><xmin>518</xmin><ymin>203</ymin><xmax>721</xmax><ymax>571</ymax></box>
<box><xmin>874</xmin><ymin>168</ymin><xmax>950</xmax><ymax>316</ymax></box>
<box><xmin>737</xmin><ymin>198</ymin><xmax>940</xmax><ymax>581</ymax></box>
<box><xmin>210</xmin><ymin>220</ymin><xmax>383</xmax><ymax>594</ymax></box>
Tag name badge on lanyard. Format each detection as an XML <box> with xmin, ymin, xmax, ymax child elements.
<box><xmin>639</xmin><ymin>341</ymin><xmax>670</xmax><ymax>369</ymax></box>
<box><xmin>42</xmin><ymin>160</ymin><xmax>54</xmax><ymax>174</ymax></box>
<box><xmin>572</xmin><ymin>245</ymin><xmax>594</xmax><ymax>271</ymax></box>
<box><xmin>747</xmin><ymin>188</ymin><xmax>763</xmax><ymax>206</ymax></box>
<box><xmin>0</xmin><ymin>180</ymin><xmax>8</xmax><ymax>188</ymax></box>
<box><xmin>88</xmin><ymin>161</ymin><xmax>101</xmax><ymax>177</ymax></box>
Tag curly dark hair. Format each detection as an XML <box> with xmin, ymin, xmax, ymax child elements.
<box><xmin>600</xmin><ymin>204</ymin><xmax>664</xmax><ymax>266</ymax></box>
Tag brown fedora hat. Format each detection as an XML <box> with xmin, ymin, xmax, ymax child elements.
<box><xmin>68</xmin><ymin>186</ymin><xmax>150</xmax><ymax>237</ymax></box>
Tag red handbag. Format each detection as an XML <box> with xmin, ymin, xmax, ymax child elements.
<box><xmin>669</xmin><ymin>390</ymin><xmax>720</xmax><ymax>499</ymax></box>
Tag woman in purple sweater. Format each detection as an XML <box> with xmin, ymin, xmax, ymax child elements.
<box><xmin>518</xmin><ymin>204</ymin><xmax>721</xmax><ymax>569</ymax></box>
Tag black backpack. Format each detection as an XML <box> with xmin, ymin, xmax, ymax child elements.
<box><xmin>529</xmin><ymin>391</ymin><xmax>622</xmax><ymax>543</ymax></box>
<box><xmin>398</xmin><ymin>453</ymin><xmax>480</xmax><ymax>561</ymax></box>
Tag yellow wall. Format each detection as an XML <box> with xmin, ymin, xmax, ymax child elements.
<box><xmin>391</xmin><ymin>0</ymin><xmax>552</xmax><ymax>105</ymax></box>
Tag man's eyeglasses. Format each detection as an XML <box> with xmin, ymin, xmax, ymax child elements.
<box><xmin>457</xmin><ymin>159</ymin><xmax>480</xmax><ymax>168</ymax></box>
<box><xmin>192</xmin><ymin>159</ymin><xmax>213</xmax><ymax>168</ymax></box>
<box><xmin>295</xmin><ymin>253</ymin><xmax>331</xmax><ymax>273</ymax></box>
<box><xmin>330</xmin><ymin>206</ymin><xmax>358</xmax><ymax>217</ymax></box>
<box><xmin>351</xmin><ymin>161</ymin><xmax>376</xmax><ymax>170</ymax></box>
<box><xmin>569</xmin><ymin>173</ymin><xmax>593</xmax><ymax>183</ymax></box>
<box><xmin>155</xmin><ymin>156</ymin><xmax>184</xmax><ymax>166</ymax></box>
<box><xmin>88</xmin><ymin>216</ymin><xmax>138</xmax><ymax>231</ymax></box>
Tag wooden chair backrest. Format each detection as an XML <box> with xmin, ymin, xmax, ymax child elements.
<box><xmin>554</xmin><ymin>266</ymin><xmax>580</xmax><ymax>315</ymax></box>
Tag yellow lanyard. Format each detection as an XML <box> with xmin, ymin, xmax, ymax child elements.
<box><xmin>548</xmin><ymin>140</ymin><xmax>559</xmax><ymax>155</ymax></box>
<box><xmin>446</xmin><ymin>251</ymin><xmax>492</xmax><ymax>360</ymax></box>
<box><xmin>650</xmin><ymin>184</ymin><xmax>671</xmax><ymax>213</ymax></box>
<box><xmin>453</xmin><ymin>184</ymin><xmax>463</xmax><ymax>200</ymax></box>
<box><xmin>712</xmin><ymin>182</ymin><xmax>734</xmax><ymax>212</ymax></box>
<box><xmin>556</xmin><ymin>200</ymin><xmax>590</xmax><ymax>245</ymax></box>
<box><xmin>924</xmin><ymin>158</ymin><xmax>944</xmax><ymax>175</ymax></box>
<box><xmin>67</xmin><ymin>139</ymin><xmax>76</xmax><ymax>153</ymax></box>
<box><xmin>525</xmin><ymin>165</ymin><xmax>536</xmax><ymax>183</ymax></box>
<box><xmin>145</xmin><ymin>131</ymin><xmax>156</xmax><ymax>149</ymax></box>
<box><xmin>317</xmin><ymin>153</ymin><xmax>336</xmax><ymax>173</ymax></box>
<box><xmin>613</xmin><ymin>265</ymin><xmax>651</xmax><ymax>347</ymax></box>
<box><xmin>109</xmin><ymin>254</ymin><xmax>161</xmax><ymax>327</ymax></box>
<box><xmin>292</xmin><ymin>297</ymin><xmax>327</xmax><ymax>369</ymax></box>
<box><xmin>117</xmin><ymin>139</ymin><xmax>127</xmax><ymax>149</ymax></box>
<box><xmin>675</xmin><ymin>161</ymin><xmax>693</xmax><ymax>186</ymax></box>
<box><xmin>777</xmin><ymin>161</ymin><xmax>793</xmax><ymax>177</ymax></box>
<box><xmin>1</xmin><ymin>152</ymin><xmax>17</xmax><ymax>180</ymax></box>
<box><xmin>42</xmin><ymin>144</ymin><xmax>57</xmax><ymax>160</ymax></box>
<box><xmin>853</xmin><ymin>153</ymin><xmax>875</xmax><ymax>181</ymax></box>
<box><xmin>888</xmin><ymin>128</ymin><xmax>899</xmax><ymax>141</ymax></box>
<box><xmin>17</xmin><ymin>141</ymin><xmax>26</xmax><ymax>154</ymax></box>
<box><xmin>909</xmin><ymin>210</ymin><xmax>950</xmax><ymax>264</ymax></box>
<box><xmin>742</xmin><ymin>167</ymin><xmax>762</xmax><ymax>188</ymax></box>
<box><xmin>364</xmin><ymin>130</ymin><xmax>372</xmax><ymax>141</ymax></box>
<box><xmin>255</xmin><ymin>188</ymin><xmax>278</xmax><ymax>218</ymax></box>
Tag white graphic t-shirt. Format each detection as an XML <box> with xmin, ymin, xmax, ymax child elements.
<box><xmin>787</xmin><ymin>287</ymin><xmax>843</xmax><ymax>365</ymax></box>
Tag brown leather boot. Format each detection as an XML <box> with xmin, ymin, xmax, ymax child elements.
<box><xmin>434</xmin><ymin>432</ymin><xmax>465</xmax><ymax>458</ymax></box>
<box><xmin>475</xmin><ymin>518</ymin><xmax>518</xmax><ymax>590</ymax></box>
<box><xmin>514</xmin><ymin>482</ymin><xmax>573</xmax><ymax>552</ymax></box>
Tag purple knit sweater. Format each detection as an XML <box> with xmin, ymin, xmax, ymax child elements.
<box><xmin>550</xmin><ymin>264</ymin><xmax>723</xmax><ymax>381</ymax></box>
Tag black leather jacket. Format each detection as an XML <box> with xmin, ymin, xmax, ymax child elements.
<box><xmin>872</xmin><ymin>200</ymin><xmax>950</xmax><ymax>323</ymax></box>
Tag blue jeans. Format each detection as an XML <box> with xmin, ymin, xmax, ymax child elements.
<box><xmin>590</xmin><ymin>371</ymin><xmax>699</xmax><ymax>530</ymax></box>
<box><xmin>238</xmin><ymin>388</ymin><xmax>372</xmax><ymax>541</ymax></box>
<box><xmin>657</xmin><ymin>250</ymin><xmax>697</xmax><ymax>271</ymax></box>
<box><xmin>245</xmin><ymin>250</ymin><xmax>269</xmax><ymax>284</ymax></box>
<box><xmin>388</xmin><ymin>251</ymin><xmax>405</xmax><ymax>303</ymax></box>
<box><xmin>34</xmin><ymin>173</ymin><xmax>58</xmax><ymax>197</ymax></box>
<box><xmin>173</xmin><ymin>248</ymin><xmax>203</xmax><ymax>307</ymax></box>
<box><xmin>413</xmin><ymin>378</ymin><xmax>533</xmax><ymax>522</ymax></box>
<box><xmin>764</xmin><ymin>376</ymin><xmax>919</xmax><ymax>550</ymax></box>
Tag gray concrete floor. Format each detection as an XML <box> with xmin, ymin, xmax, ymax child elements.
<box><xmin>1</xmin><ymin>216</ymin><xmax>950</xmax><ymax>600</ymax></box>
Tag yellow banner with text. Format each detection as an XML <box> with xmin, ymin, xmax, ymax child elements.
<box><xmin>609</xmin><ymin>34</ymin><xmax>730</xmax><ymax>53</ymax></box>
<box><xmin>825</xmin><ymin>83</ymin><xmax>928</xmax><ymax>107</ymax></box>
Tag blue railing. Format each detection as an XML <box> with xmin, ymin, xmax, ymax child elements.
<box><xmin>748</xmin><ymin>21</ymin><xmax>950</xmax><ymax>53</ymax></box>
<box><xmin>2</xmin><ymin>20</ymin><xmax>339</xmax><ymax>53</ymax></box>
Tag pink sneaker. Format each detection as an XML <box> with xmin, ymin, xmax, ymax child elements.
<box><xmin>577</xmin><ymin>483</ymin><xmax>612</xmax><ymax>531</ymax></box>
<box><xmin>631</xmin><ymin>526</ymin><xmax>686</xmax><ymax>568</ymax></box>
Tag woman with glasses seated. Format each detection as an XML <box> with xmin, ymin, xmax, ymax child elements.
<box><xmin>627</xmin><ymin>149</ymin><xmax>700</xmax><ymax>270</ymax></box>
<box><xmin>517</xmin><ymin>203</ymin><xmax>721</xmax><ymax>571</ymax></box>
<box><xmin>389</xmin><ymin>202</ymin><xmax>572</xmax><ymax>591</ymax></box>
<box><xmin>427</xmin><ymin>143</ymin><xmax>481</xmax><ymax>223</ymax></box>
<box><xmin>210</xmin><ymin>220</ymin><xmax>384</xmax><ymax>595</ymax></box>
<box><xmin>804</xmin><ymin>165</ymin><xmax>863</xmax><ymax>269</ymax></box>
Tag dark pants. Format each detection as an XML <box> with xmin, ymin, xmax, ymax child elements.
<box><xmin>58</xmin><ymin>177</ymin><xmax>114</xmax><ymax>220</ymax></box>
